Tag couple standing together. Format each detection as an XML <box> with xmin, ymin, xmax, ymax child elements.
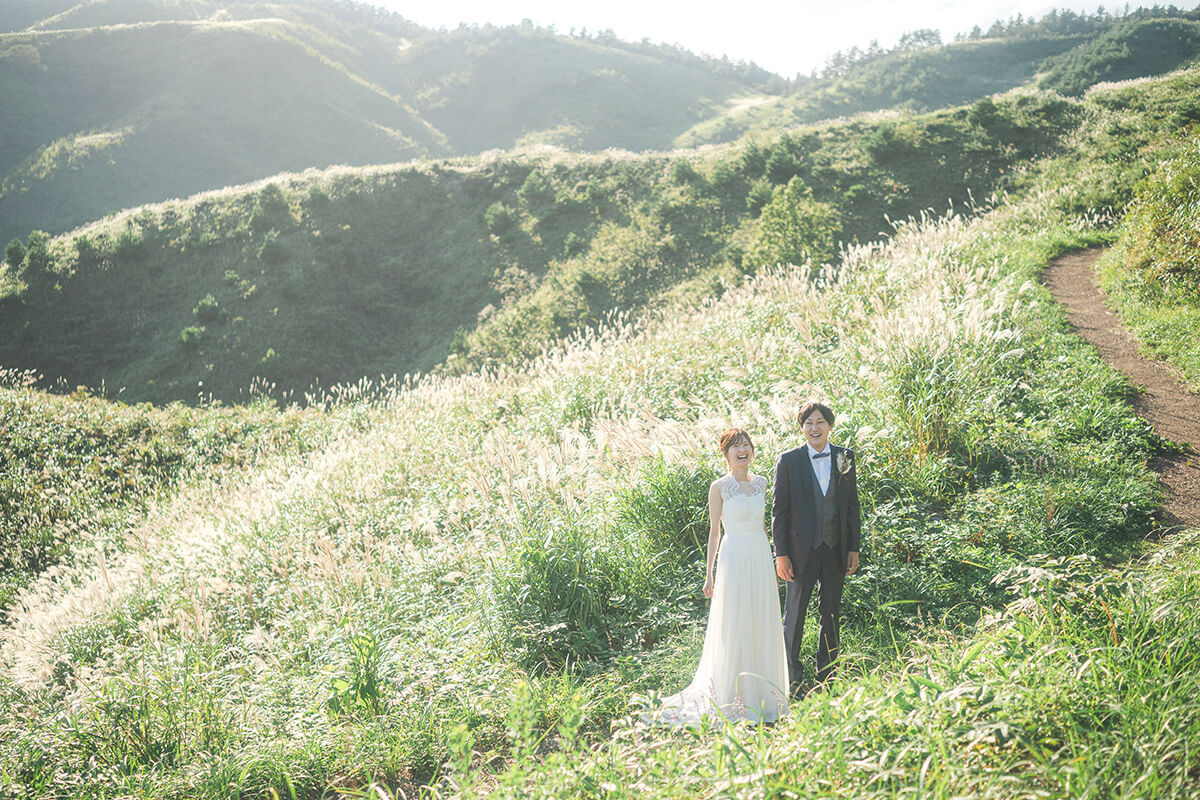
<box><xmin>656</xmin><ymin>400</ymin><xmax>861</xmax><ymax>725</ymax></box>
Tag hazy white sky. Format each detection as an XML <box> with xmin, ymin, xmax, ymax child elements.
<box><xmin>379</xmin><ymin>1</ymin><xmax>1170</xmax><ymax>77</ymax></box>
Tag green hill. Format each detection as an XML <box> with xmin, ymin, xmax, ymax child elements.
<box><xmin>1038</xmin><ymin>16</ymin><xmax>1200</xmax><ymax>95</ymax></box>
<box><xmin>0</xmin><ymin>85</ymin><xmax>1085</xmax><ymax>404</ymax></box>
<box><xmin>675</xmin><ymin>35</ymin><xmax>1090</xmax><ymax>146</ymax></box>
<box><xmin>0</xmin><ymin>0</ymin><xmax>769</xmax><ymax>244</ymax></box>
<box><xmin>6</xmin><ymin>2</ymin><xmax>1200</xmax><ymax>248</ymax></box>
<box><xmin>0</xmin><ymin>18</ymin><xmax>446</xmax><ymax>243</ymax></box>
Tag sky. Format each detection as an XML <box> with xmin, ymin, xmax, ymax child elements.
<box><xmin>378</xmin><ymin>1</ymin><xmax>1165</xmax><ymax>77</ymax></box>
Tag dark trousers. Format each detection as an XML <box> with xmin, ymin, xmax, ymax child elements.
<box><xmin>783</xmin><ymin>543</ymin><xmax>844</xmax><ymax>686</ymax></box>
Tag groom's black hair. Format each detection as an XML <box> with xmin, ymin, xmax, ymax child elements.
<box><xmin>797</xmin><ymin>400</ymin><xmax>835</xmax><ymax>426</ymax></box>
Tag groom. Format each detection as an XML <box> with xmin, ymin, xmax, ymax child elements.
<box><xmin>772</xmin><ymin>400</ymin><xmax>861</xmax><ymax>694</ymax></box>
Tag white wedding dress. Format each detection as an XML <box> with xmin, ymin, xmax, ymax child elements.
<box><xmin>654</xmin><ymin>474</ymin><xmax>789</xmax><ymax>724</ymax></box>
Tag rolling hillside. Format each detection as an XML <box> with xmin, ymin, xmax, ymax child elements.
<box><xmin>2</xmin><ymin>62</ymin><xmax>1197</xmax><ymax>797</ymax></box>
<box><xmin>677</xmin><ymin>14</ymin><xmax>1200</xmax><ymax>147</ymax></box>
<box><xmin>0</xmin><ymin>0</ymin><xmax>769</xmax><ymax>244</ymax></box>
<box><xmin>5</xmin><ymin>1</ymin><xmax>1199</xmax><ymax>247</ymax></box>
<box><xmin>0</xmin><ymin>85</ymin><xmax>1085</xmax><ymax>404</ymax></box>
<box><xmin>0</xmin><ymin>18</ymin><xmax>443</xmax><ymax>242</ymax></box>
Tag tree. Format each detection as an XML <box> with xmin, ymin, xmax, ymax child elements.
<box><xmin>897</xmin><ymin>29</ymin><xmax>943</xmax><ymax>52</ymax></box>
<box><xmin>745</xmin><ymin>177</ymin><xmax>840</xmax><ymax>271</ymax></box>
<box><xmin>4</xmin><ymin>239</ymin><xmax>25</xmax><ymax>269</ymax></box>
<box><xmin>23</xmin><ymin>230</ymin><xmax>51</xmax><ymax>272</ymax></box>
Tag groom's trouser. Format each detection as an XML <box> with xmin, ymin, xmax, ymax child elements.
<box><xmin>783</xmin><ymin>543</ymin><xmax>844</xmax><ymax>685</ymax></box>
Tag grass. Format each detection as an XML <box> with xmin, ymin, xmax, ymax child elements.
<box><xmin>3</xmin><ymin>28</ymin><xmax>1200</xmax><ymax>800</ymax></box>
<box><xmin>1097</xmin><ymin>127</ymin><xmax>1200</xmax><ymax>391</ymax></box>
<box><xmin>0</xmin><ymin>115</ymin><xmax>1181</xmax><ymax>795</ymax></box>
<box><xmin>0</xmin><ymin>367</ymin><xmax>328</xmax><ymax>616</ymax></box>
<box><xmin>0</xmin><ymin>82</ymin><xmax>1104</xmax><ymax>404</ymax></box>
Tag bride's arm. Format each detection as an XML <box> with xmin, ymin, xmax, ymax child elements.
<box><xmin>704</xmin><ymin>481</ymin><xmax>723</xmax><ymax>598</ymax></box>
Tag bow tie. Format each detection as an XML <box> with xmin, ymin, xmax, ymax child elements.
<box><xmin>811</xmin><ymin>452</ymin><xmax>830</xmax><ymax>459</ymax></box>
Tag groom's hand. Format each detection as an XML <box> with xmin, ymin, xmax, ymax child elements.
<box><xmin>846</xmin><ymin>551</ymin><xmax>860</xmax><ymax>575</ymax></box>
<box><xmin>775</xmin><ymin>556</ymin><xmax>794</xmax><ymax>583</ymax></box>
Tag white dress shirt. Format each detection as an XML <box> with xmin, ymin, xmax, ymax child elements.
<box><xmin>807</xmin><ymin>443</ymin><xmax>832</xmax><ymax>495</ymax></box>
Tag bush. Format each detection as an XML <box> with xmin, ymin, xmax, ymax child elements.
<box><xmin>516</xmin><ymin>169</ymin><xmax>554</xmax><ymax>208</ymax></box>
<box><xmin>113</xmin><ymin>225</ymin><xmax>143</xmax><ymax>262</ymax></box>
<box><xmin>489</xmin><ymin>460</ymin><xmax>714</xmax><ymax>671</ymax></box>
<box><xmin>250</xmin><ymin>184</ymin><xmax>291</xmax><ymax>233</ymax></box>
<box><xmin>73</xmin><ymin>234</ymin><xmax>102</xmax><ymax>266</ymax></box>
<box><xmin>4</xmin><ymin>239</ymin><xmax>25</xmax><ymax>269</ymax></box>
<box><xmin>1119</xmin><ymin>130</ymin><xmax>1200</xmax><ymax>296</ymax></box>
<box><xmin>192</xmin><ymin>294</ymin><xmax>220</xmax><ymax>323</ymax></box>
<box><xmin>180</xmin><ymin>326</ymin><xmax>204</xmax><ymax>346</ymax></box>
<box><xmin>22</xmin><ymin>230</ymin><xmax>51</xmax><ymax>273</ymax></box>
<box><xmin>614</xmin><ymin>460</ymin><xmax>716</xmax><ymax>560</ymax></box>
<box><xmin>485</xmin><ymin>201</ymin><xmax>518</xmax><ymax>235</ymax></box>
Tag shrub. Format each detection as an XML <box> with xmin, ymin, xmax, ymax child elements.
<box><xmin>516</xmin><ymin>169</ymin><xmax>554</xmax><ymax>207</ymax></box>
<box><xmin>250</xmin><ymin>184</ymin><xmax>291</xmax><ymax>233</ymax></box>
<box><xmin>73</xmin><ymin>234</ymin><xmax>102</xmax><ymax>266</ymax></box>
<box><xmin>1119</xmin><ymin>130</ymin><xmax>1200</xmax><ymax>296</ymax></box>
<box><xmin>113</xmin><ymin>224</ymin><xmax>143</xmax><ymax>262</ymax></box>
<box><xmin>180</xmin><ymin>326</ymin><xmax>204</xmax><ymax>346</ymax></box>
<box><xmin>4</xmin><ymin>239</ymin><xmax>25</xmax><ymax>269</ymax></box>
<box><xmin>485</xmin><ymin>201</ymin><xmax>518</xmax><ymax>235</ymax></box>
<box><xmin>614</xmin><ymin>460</ymin><xmax>716</xmax><ymax>560</ymax></box>
<box><xmin>670</xmin><ymin>159</ymin><xmax>702</xmax><ymax>185</ymax></box>
<box><xmin>22</xmin><ymin>230</ymin><xmax>51</xmax><ymax>273</ymax></box>
<box><xmin>193</xmin><ymin>294</ymin><xmax>220</xmax><ymax>323</ymax></box>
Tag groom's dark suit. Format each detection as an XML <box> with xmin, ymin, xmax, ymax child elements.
<box><xmin>771</xmin><ymin>443</ymin><xmax>861</xmax><ymax>686</ymax></box>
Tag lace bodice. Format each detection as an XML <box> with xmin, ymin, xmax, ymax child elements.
<box><xmin>716</xmin><ymin>474</ymin><xmax>767</xmax><ymax>535</ymax></box>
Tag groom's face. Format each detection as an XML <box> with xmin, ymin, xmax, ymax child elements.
<box><xmin>801</xmin><ymin>410</ymin><xmax>832</xmax><ymax>451</ymax></box>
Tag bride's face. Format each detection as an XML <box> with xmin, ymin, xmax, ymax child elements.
<box><xmin>724</xmin><ymin>438</ymin><xmax>754</xmax><ymax>471</ymax></box>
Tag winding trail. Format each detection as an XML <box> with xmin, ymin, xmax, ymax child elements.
<box><xmin>1043</xmin><ymin>247</ymin><xmax>1200</xmax><ymax>531</ymax></box>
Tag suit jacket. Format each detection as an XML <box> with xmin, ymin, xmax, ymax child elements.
<box><xmin>771</xmin><ymin>444</ymin><xmax>862</xmax><ymax>574</ymax></box>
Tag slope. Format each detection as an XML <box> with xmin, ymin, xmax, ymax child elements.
<box><xmin>3</xmin><ymin>65</ymin><xmax>1197</xmax><ymax>796</ymax></box>
<box><xmin>675</xmin><ymin>34</ymin><xmax>1089</xmax><ymax>146</ymax></box>
<box><xmin>0</xmin><ymin>85</ymin><xmax>1084</xmax><ymax>404</ymax></box>
<box><xmin>0</xmin><ymin>19</ymin><xmax>445</xmax><ymax>244</ymax></box>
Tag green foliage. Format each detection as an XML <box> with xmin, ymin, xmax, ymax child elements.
<box><xmin>1038</xmin><ymin>19</ymin><xmax>1200</xmax><ymax>97</ymax></box>
<box><xmin>1120</xmin><ymin>130</ymin><xmax>1200</xmax><ymax>295</ymax></box>
<box><xmin>250</xmin><ymin>184</ymin><xmax>291</xmax><ymax>234</ymax></box>
<box><xmin>4</xmin><ymin>239</ymin><xmax>25</xmax><ymax>269</ymax></box>
<box><xmin>484</xmin><ymin>201</ymin><xmax>518</xmax><ymax>235</ymax></box>
<box><xmin>73</xmin><ymin>233</ymin><xmax>101</xmax><ymax>266</ymax></box>
<box><xmin>1098</xmin><ymin>128</ymin><xmax>1200</xmax><ymax>388</ymax></box>
<box><xmin>0</xmin><ymin>377</ymin><xmax>318</xmax><ymax>614</ymax></box>
<box><xmin>257</xmin><ymin>229</ymin><xmax>287</xmax><ymax>264</ymax></box>
<box><xmin>615</xmin><ymin>461</ymin><xmax>717</xmax><ymax>560</ymax></box>
<box><xmin>744</xmin><ymin>177</ymin><xmax>839</xmax><ymax>269</ymax></box>
<box><xmin>179</xmin><ymin>325</ymin><xmax>204</xmax><ymax>346</ymax></box>
<box><xmin>113</xmin><ymin>223</ymin><xmax>144</xmax><ymax>263</ymax></box>
<box><xmin>22</xmin><ymin>230</ymin><xmax>50</xmax><ymax>273</ymax></box>
<box><xmin>326</xmin><ymin>633</ymin><xmax>385</xmax><ymax>718</ymax></box>
<box><xmin>490</xmin><ymin>461</ymin><xmax>715</xmax><ymax>671</ymax></box>
<box><xmin>192</xmin><ymin>293</ymin><xmax>220</xmax><ymax>323</ymax></box>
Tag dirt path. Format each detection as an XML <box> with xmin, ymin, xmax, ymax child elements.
<box><xmin>1043</xmin><ymin>247</ymin><xmax>1199</xmax><ymax>530</ymax></box>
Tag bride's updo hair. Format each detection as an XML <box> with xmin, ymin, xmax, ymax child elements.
<box><xmin>718</xmin><ymin>428</ymin><xmax>754</xmax><ymax>455</ymax></box>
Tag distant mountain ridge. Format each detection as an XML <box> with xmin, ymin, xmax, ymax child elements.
<box><xmin>0</xmin><ymin>0</ymin><xmax>769</xmax><ymax>243</ymax></box>
<box><xmin>4</xmin><ymin>1</ymin><xmax>1199</xmax><ymax>245</ymax></box>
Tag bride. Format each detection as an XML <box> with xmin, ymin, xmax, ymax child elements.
<box><xmin>652</xmin><ymin>428</ymin><xmax>789</xmax><ymax>724</ymax></box>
